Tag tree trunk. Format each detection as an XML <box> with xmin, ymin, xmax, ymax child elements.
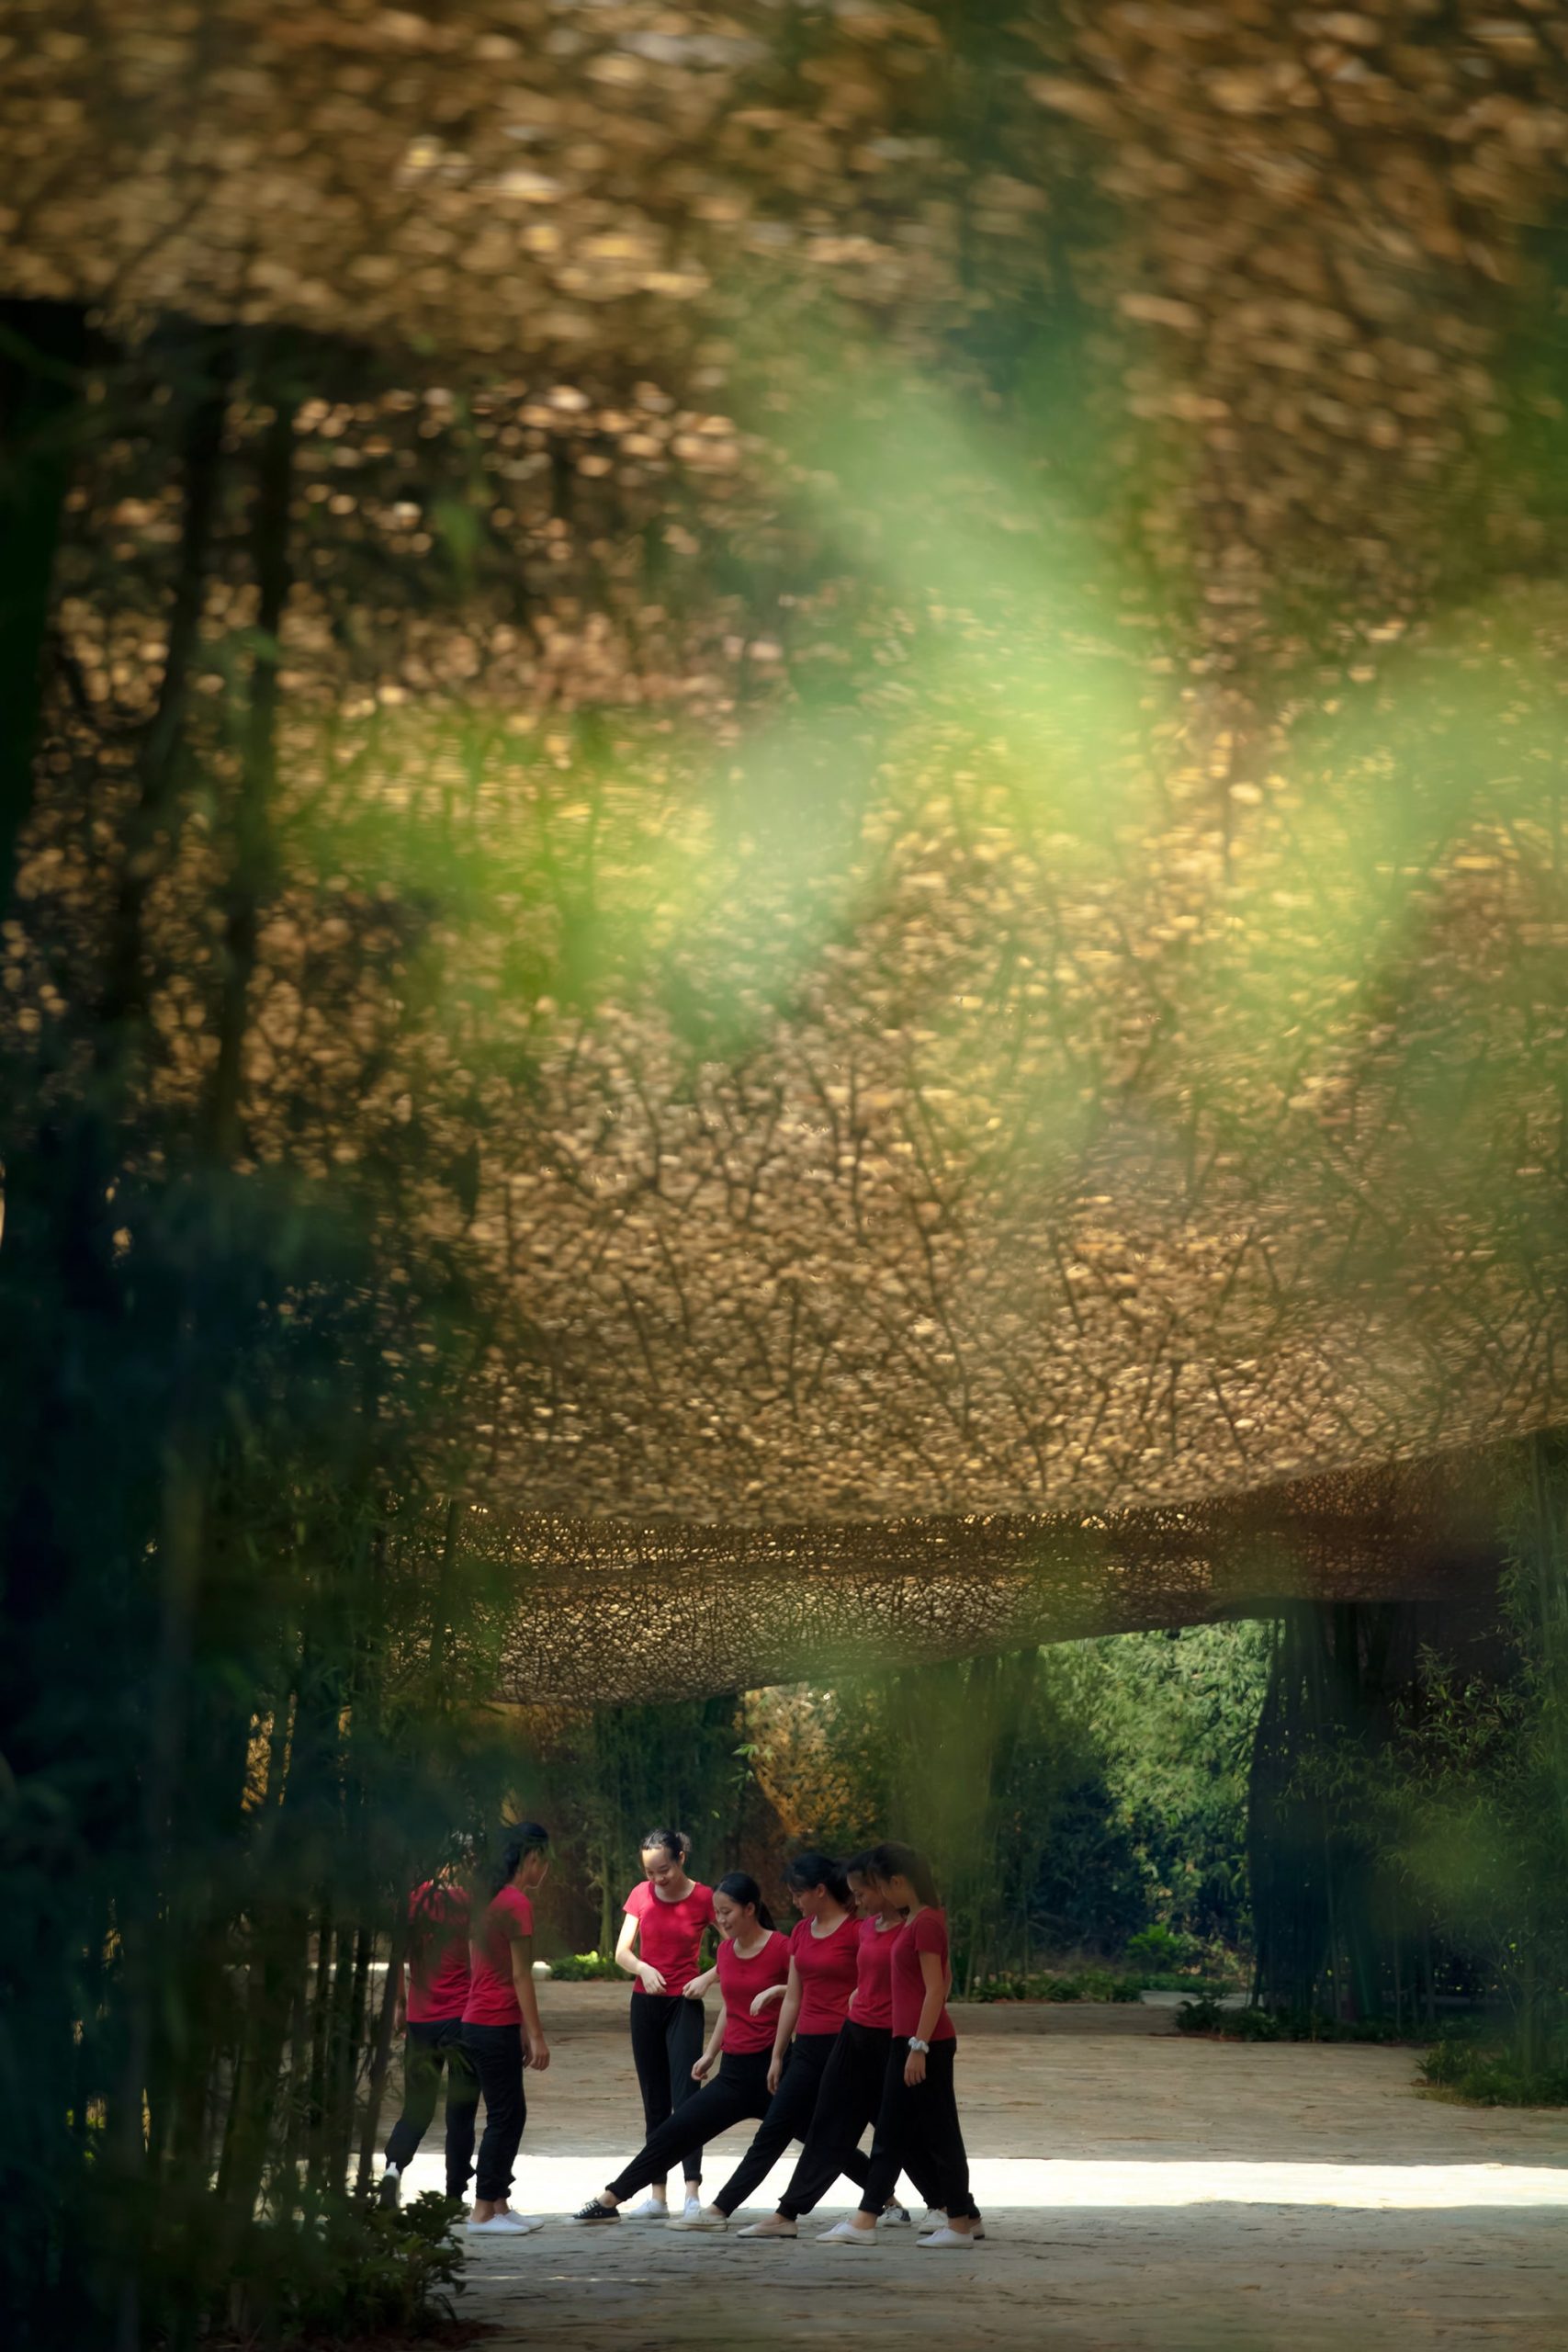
<box><xmin>356</xmin><ymin>1921</ymin><xmax>408</xmax><ymax>2196</ymax></box>
<box><xmin>210</xmin><ymin>360</ymin><xmax>295</xmax><ymax>1160</ymax></box>
<box><xmin>0</xmin><ymin>298</ymin><xmax>87</xmax><ymax>917</ymax></box>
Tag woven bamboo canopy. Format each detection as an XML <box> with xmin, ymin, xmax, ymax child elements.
<box><xmin>6</xmin><ymin>4</ymin><xmax>1567</xmax><ymax>1701</ymax></box>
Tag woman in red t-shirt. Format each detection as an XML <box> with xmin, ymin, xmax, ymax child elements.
<box><xmin>379</xmin><ymin>1856</ymin><xmax>477</xmax><ymax>2207</ymax></box>
<box><xmin>459</xmin><ymin>1822</ymin><xmax>552</xmax><ymax>2234</ymax></box>
<box><xmin>817</xmin><ymin>1841</ymin><xmax>980</xmax><ymax>2249</ymax></box>
<box><xmin>739</xmin><ymin>1849</ymin><xmax>952</xmax><ymax>2238</ymax></box>
<box><xmin>612</xmin><ymin>1827</ymin><xmax>716</xmax><ymax>2221</ymax></box>
<box><xmin>671</xmin><ymin>1851</ymin><xmax>884</xmax><ymax>2232</ymax></box>
<box><xmin>572</xmin><ymin>1872</ymin><xmax>788</xmax><ymax>2222</ymax></box>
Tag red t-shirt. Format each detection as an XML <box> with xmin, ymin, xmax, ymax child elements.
<box><xmin>889</xmin><ymin>1907</ymin><xmax>955</xmax><ymax>2043</ymax></box>
<box><xmin>623</xmin><ymin>1879</ymin><xmax>716</xmax><ymax>1997</ymax></box>
<box><xmin>848</xmin><ymin>1914</ymin><xmax>900</xmax><ymax>2032</ymax></box>
<box><xmin>405</xmin><ymin>1880</ymin><xmax>471</xmax><ymax>2023</ymax></box>
<box><xmin>463</xmin><ymin>1885</ymin><xmax>534</xmax><ymax>2028</ymax></box>
<box><xmin>790</xmin><ymin>1913</ymin><xmax>861</xmax><ymax>2035</ymax></box>
<box><xmin>716</xmin><ymin>1928</ymin><xmax>791</xmax><ymax>2053</ymax></box>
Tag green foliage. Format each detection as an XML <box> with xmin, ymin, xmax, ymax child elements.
<box><xmin>544</xmin><ymin>1950</ymin><xmax>625</xmax><ymax>1982</ymax></box>
<box><xmin>1420</xmin><ymin>2029</ymin><xmax>1568</xmax><ymax>2109</ymax></box>
<box><xmin>1126</xmin><ymin>1925</ymin><xmax>1198</xmax><ymax>1972</ymax></box>
<box><xmin>532</xmin><ymin>1695</ymin><xmax>761</xmax><ymax>1951</ymax></box>
<box><xmin>1388</xmin><ymin>1442</ymin><xmax>1568</xmax><ymax>2080</ymax></box>
<box><xmin>1175</xmin><ymin>1999</ymin><xmax>1416</xmax><ymax>2046</ymax></box>
<box><xmin>969</xmin><ymin>1969</ymin><xmax>1143</xmax><ymax>2005</ymax></box>
<box><xmin>0</xmin><ymin>325</ymin><xmax>547</xmax><ymax>2348</ymax></box>
<box><xmin>216</xmin><ymin>2191</ymin><xmax>465</xmax><ymax>2345</ymax></box>
<box><xmin>1054</xmin><ymin>1625</ymin><xmax>1272</xmax><ymax>1950</ymax></box>
<box><xmin>1242</xmin><ymin>1441</ymin><xmax>1568</xmax><ymax>2075</ymax></box>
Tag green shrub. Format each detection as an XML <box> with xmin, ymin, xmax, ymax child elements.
<box><xmin>545</xmin><ymin>1949</ymin><xmax>625</xmax><ymax>1981</ymax></box>
<box><xmin>1420</xmin><ymin>2033</ymin><xmax>1568</xmax><ymax>2107</ymax></box>
<box><xmin>1126</xmin><ymin>1925</ymin><xmax>1196</xmax><ymax>1971</ymax></box>
<box><xmin>1176</xmin><ymin>1998</ymin><xmax>1424</xmax><ymax>2045</ymax></box>
<box><xmin>1076</xmin><ymin>1967</ymin><xmax>1142</xmax><ymax>2003</ymax></box>
<box><xmin>968</xmin><ymin>1968</ymin><xmax>1142</xmax><ymax>2005</ymax></box>
<box><xmin>1177</xmin><ymin>1996</ymin><xmax>1280</xmax><ymax>2040</ymax></box>
<box><xmin>1135</xmin><ymin>1970</ymin><xmax>1239</xmax><ymax>1994</ymax></box>
<box><xmin>211</xmin><ymin>2191</ymin><xmax>465</xmax><ymax>2345</ymax></box>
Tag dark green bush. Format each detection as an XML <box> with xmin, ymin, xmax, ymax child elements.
<box><xmin>1420</xmin><ymin>2033</ymin><xmax>1568</xmax><ymax>2107</ymax></box>
<box><xmin>218</xmin><ymin>2191</ymin><xmax>465</xmax><ymax>2346</ymax></box>
<box><xmin>1125</xmin><ymin>1925</ymin><xmax>1196</xmax><ymax>1971</ymax></box>
<box><xmin>544</xmin><ymin>1949</ymin><xmax>625</xmax><ymax>1981</ymax></box>
<box><xmin>968</xmin><ymin>1968</ymin><xmax>1142</xmax><ymax>2005</ymax></box>
<box><xmin>1176</xmin><ymin>1997</ymin><xmax>1424</xmax><ymax>2044</ymax></box>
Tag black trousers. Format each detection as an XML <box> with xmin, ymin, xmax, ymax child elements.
<box><xmin>713</xmin><ymin>2031</ymin><xmax>868</xmax><ymax>2215</ymax></box>
<box><xmin>778</xmin><ymin>2021</ymin><xmax>947</xmax><ymax>2220</ymax></box>
<box><xmin>385</xmin><ymin>2014</ymin><xmax>479</xmax><ymax>2198</ymax></box>
<box><xmin>858</xmin><ymin>2039</ymin><xmax>977</xmax><ymax>2222</ymax></box>
<box><xmin>628</xmin><ymin>1990</ymin><xmax>707</xmax><ymax>2188</ymax></box>
<box><xmin>461</xmin><ymin>2021</ymin><xmax>527</xmax><ymax>2203</ymax></box>
<box><xmin>606</xmin><ymin>2048</ymin><xmax>771</xmax><ymax>2204</ymax></box>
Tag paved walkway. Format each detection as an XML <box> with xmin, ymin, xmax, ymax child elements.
<box><xmin>389</xmin><ymin>1987</ymin><xmax>1568</xmax><ymax>2351</ymax></box>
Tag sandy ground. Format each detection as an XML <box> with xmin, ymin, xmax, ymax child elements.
<box><xmin>387</xmin><ymin>1985</ymin><xmax>1568</xmax><ymax>2352</ymax></box>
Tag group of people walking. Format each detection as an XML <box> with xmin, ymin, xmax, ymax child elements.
<box><xmin>381</xmin><ymin>1825</ymin><xmax>979</xmax><ymax>2249</ymax></box>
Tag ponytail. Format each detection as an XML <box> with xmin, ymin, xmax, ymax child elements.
<box><xmin>784</xmin><ymin>1850</ymin><xmax>851</xmax><ymax>1907</ymax></box>
<box><xmin>715</xmin><ymin>1870</ymin><xmax>774</xmax><ymax>1931</ymax></box>
<box><xmin>483</xmin><ymin>1819</ymin><xmax>549</xmax><ymax>1900</ymax></box>
<box><xmin>867</xmin><ymin>1840</ymin><xmax>940</xmax><ymax>1908</ymax></box>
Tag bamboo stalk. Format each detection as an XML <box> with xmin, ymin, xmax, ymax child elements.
<box><xmin>356</xmin><ymin>1920</ymin><xmax>408</xmax><ymax>2197</ymax></box>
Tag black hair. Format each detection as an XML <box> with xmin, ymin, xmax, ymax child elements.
<box><xmin>867</xmin><ymin>1840</ymin><xmax>940</xmax><ymax>1908</ymax></box>
<box><xmin>485</xmin><ymin>1819</ymin><xmax>549</xmax><ymax>1899</ymax></box>
<box><xmin>714</xmin><ymin>1870</ymin><xmax>775</xmax><ymax>1931</ymax></box>
<box><xmin>784</xmin><ymin>1850</ymin><xmax>851</xmax><ymax>1907</ymax></box>
<box><xmin>639</xmin><ymin>1826</ymin><xmax>692</xmax><ymax>1864</ymax></box>
<box><xmin>842</xmin><ymin>1850</ymin><xmax>881</xmax><ymax>1885</ymax></box>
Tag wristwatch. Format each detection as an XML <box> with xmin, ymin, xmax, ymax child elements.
<box><xmin>908</xmin><ymin>2036</ymin><xmax>931</xmax><ymax>2052</ymax></box>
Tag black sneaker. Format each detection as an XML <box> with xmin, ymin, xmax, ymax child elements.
<box><xmin>573</xmin><ymin>2198</ymin><xmax>621</xmax><ymax>2223</ymax></box>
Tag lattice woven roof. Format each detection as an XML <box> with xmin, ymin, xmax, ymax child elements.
<box><xmin>6</xmin><ymin>3</ymin><xmax>1567</xmax><ymax>1699</ymax></box>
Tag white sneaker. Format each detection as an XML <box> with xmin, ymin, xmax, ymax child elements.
<box><xmin>625</xmin><ymin>2197</ymin><xmax>671</xmax><ymax>2221</ymax></box>
<box><xmin>919</xmin><ymin>2225</ymin><xmax>979</xmax><ymax>2249</ymax></box>
<box><xmin>879</xmin><ymin>2199</ymin><xmax>910</xmax><ymax>2227</ymax></box>
<box><xmin>467</xmin><ymin>2213</ymin><xmax>539</xmax><ymax>2234</ymax></box>
<box><xmin>682</xmin><ymin>2194</ymin><xmax>704</xmax><ymax>2222</ymax></box>
<box><xmin>738</xmin><ymin>2215</ymin><xmax>798</xmax><ymax>2239</ymax></box>
<box><xmin>668</xmin><ymin>2203</ymin><xmax>728</xmax><ymax>2231</ymax></box>
<box><xmin>816</xmin><ymin>2219</ymin><xmax>877</xmax><ymax>2244</ymax></box>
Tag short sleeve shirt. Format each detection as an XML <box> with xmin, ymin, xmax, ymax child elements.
<box><xmin>848</xmin><ymin>1914</ymin><xmax>899</xmax><ymax>2031</ymax></box>
<box><xmin>405</xmin><ymin>1880</ymin><xmax>471</xmax><ymax>2023</ymax></box>
<box><xmin>463</xmin><ymin>1884</ymin><xmax>534</xmax><ymax>2027</ymax></box>
<box><xmin>889</xmin><ymin>1906</ymin><xmax>955</xmax><ymax>2043</ymax></box>
<box><xmin>622</xmin><ymin>1879</ymin><xmax>716</xmax><ymax>1997</ymax></box>
<box><xmin>790</xmin><ymin>1913</ymin><xmax>861</xmax><ymax>2035</ymax></box>
<box><xmin>716</xmin><ymin>1928</ymin><xmax>791</xmax><ymax>2053</ymax></box>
